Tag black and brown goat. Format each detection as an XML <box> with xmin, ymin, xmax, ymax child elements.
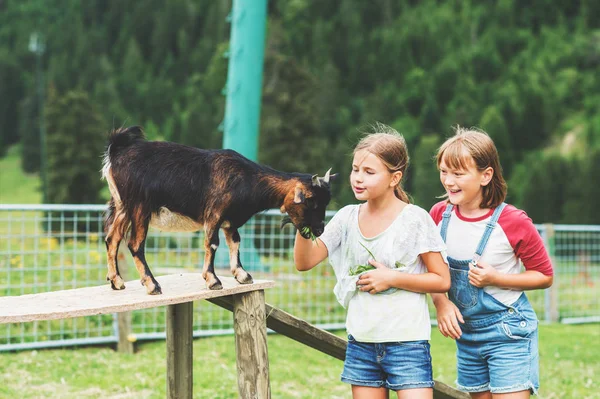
<box><xmin>102</xmin><ymin>126</ymin><xmax>334</xmax><ymax>294</ymax></box>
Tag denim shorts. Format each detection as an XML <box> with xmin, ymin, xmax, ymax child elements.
<box><xmin>456</xmin><ymin>305</ymin><xmax>540</xmax><ymax>395</ymax></box>
<box><xmin>341</xmin><ymin>335</ymin><xmax>434</xmax><ymax>391</ymax></box>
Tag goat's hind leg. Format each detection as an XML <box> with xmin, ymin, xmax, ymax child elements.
<box><xmin>128</xmin><ymin>211</ymin><xmax>162</xmax><ymax>295</ymax></box>
<box><xmin>224</xmin><ymin>228</ymin><xmax>253</xmax><ymax>285</ymax></box>
<box><xmin>104</xmin><ymin>201</ymin><xmax>126</xmax><ymax>290</ymax></box>
<box><xmin>202</xmin><ymin>225</ymin><xmax>223</xmax><ymax>290</ymax></box>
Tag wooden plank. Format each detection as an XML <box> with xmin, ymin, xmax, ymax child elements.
<box><xmin>209</xmin><ymin>297</ymin><xmax>468</xmax><ymax>399</ymax></box>
<box><xmin>434</xmin><ymin>383</ymin><xmax>470</xmax><ymax>399</ymax></box>
<box><xmin>209</xmin><ymin>297</ymin><xmax>347</xmax><ymax>360</ymax></box>
<box><xmin>0</xmin><ymin>274</ymin><xmax>275</xmax><ymax>323</ymax></box>
<box><xmin>167</xmin><ymin>302</ymin><xmax>193</xmax><ymax>399</ymax></box>
<box><xmin>232</xmin><ymin>290</ymin><xmax>271</xmax><ymax>399</ymax></box>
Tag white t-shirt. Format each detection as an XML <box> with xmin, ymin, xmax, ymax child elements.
<box><xmin>319</xmin><ymin>204</ymin><xmax>447</xmax><ymax>343</ymax></box>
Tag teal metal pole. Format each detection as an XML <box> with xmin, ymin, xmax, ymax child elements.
<box><xmin>219</xmin><ymin>0</ymin><xmax>268</xmax><ymax>272</ymax></box>
<box><xmin>222</xmin><ymin>0</ymin><xmax>267</xmax><ymax>161</ymax></box>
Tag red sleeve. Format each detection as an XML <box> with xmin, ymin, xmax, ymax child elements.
<box><xmin>429</xmin><ymin>201</ymin><xmax>448</xmax><ymax>225</ymax></box>
<box><xmin>498</xmin><ymin>205</ymin><xmax>554</xmax><ymax>276</ymax></box>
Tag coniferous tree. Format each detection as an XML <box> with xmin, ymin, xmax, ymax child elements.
<box><xmin>0</xmin><ymin>49</ymin><xmax>25</xmax><ymax>156</ymax></box>
<box><xmin>19</xmin><ymin>96</ymin><xmax>41</xmax><ymax>173</ymax></box>
<box><xmin>412</xmin><ymin>134</ymin><xmax>441</xmax><ymax>209</ymax></box>
<box><xmin>45</xmin><ymin>90</ymin><xmax>105</xmax><ymax>205</ymax></box>
<box><xmin>479</xmin><ymin>105</ymin><xmax>513</xmax><ymax>176</ymax></box>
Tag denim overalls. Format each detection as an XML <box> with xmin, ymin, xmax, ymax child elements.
<box><xmin>440</xmin><ymin>203</ymin><xmax>540</xmax><ymax>393</ymax></box>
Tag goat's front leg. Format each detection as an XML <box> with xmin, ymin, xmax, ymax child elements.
<box><xmin>104</xmin><ymin>201</ymin><xmax>126</xmax><ymax>290</ymax></box>
<box><xmin>224</xmin><ymin>228</ymin><xmax>253</xmax><ymax>285</ymax></box>
<box><xmin>202</xmin><ymin>224</ymin><xmax>223</xmax><ymax>290</ymax></box>
<box><xmin>128</xmin><ymin>215</ymin><xmax>162</xmax><ymax>295</ymax></box>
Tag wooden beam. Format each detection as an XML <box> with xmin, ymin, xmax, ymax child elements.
<box><xmin>166</xmin><ymin>302</ymin><xmax>193</xmax><ymax>399</ymax></box>
<box><xmin>209</xmin><ymin>297</ymin><xmax>468</xmax><ymax>399</ymax></box>
<box><xmin>116</xmin><ymin>242</ymin><xmax>134</xmax><ymax>354</ymax></box>
<box><xmin>232</xmin><ymin>290</ymin><xmax>271</xmax><ymax>399</ymax></box>
<box><xmin>209</xmin><ymin>296</ymin><xmax>346</xmax><ymax>360</ymax></box>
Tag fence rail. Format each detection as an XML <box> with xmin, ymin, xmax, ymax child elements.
<box><xmin>1</xmin><ymin>204</ymin><xmax>598</xmax><ymax>351</ymax></box>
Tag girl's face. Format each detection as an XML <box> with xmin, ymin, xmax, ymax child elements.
<box><xmin>351</xmin><ymin>150</ymin><xmax>400</xmax><ymax>201</ymax></box>
<box><xmin>439</xmin><ymin>155</ymin><xmax>492</xmax><ymax>209</ymax></box>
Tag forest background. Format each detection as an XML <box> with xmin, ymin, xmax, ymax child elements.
<box><xmin>1</xmin><ymin>0</ymin><xmax>599</xmax><ymax>224</ymax></box>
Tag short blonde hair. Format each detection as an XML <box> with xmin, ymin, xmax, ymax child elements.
<box><xmin>354</xmin><ymin>123</ymin><xmax>411</xmax><ymax>203</ymax></box>
<box><xmin>436</xmin><ymin>126</ymin><xmax>507</xmax><ymax>209</ymax></box>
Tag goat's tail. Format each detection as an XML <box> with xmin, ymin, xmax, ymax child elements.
<box><xmin>102</xmin><ymin>126</ymin><xmax>146</xmax><ymax>181</ymax></box>
<box><xmin>107</xmin><ymin>126</ymin><xmax>145</xmax><ymax>154</ymax></box>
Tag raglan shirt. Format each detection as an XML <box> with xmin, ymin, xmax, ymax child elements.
<box><xmin>429</xmin><ymin>201</ymin><xmax>553</xmax><ymax>306</ymax></box>
<box><xmin>319</xmin><ymin>204</ymin><xmax>447</xmax><ymax>343</ymax></box>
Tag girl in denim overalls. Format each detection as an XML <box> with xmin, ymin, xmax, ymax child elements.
<box><xmin>430</xmin><ymin>127</ymin><xmax>554</xmax><ymax>398</ymax></box>
<box><xmin>295</xmin><ymin>124</ymin><xmax>451</xmax><ymax>399</ymax></box>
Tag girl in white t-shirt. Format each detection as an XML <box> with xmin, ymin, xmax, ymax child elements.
<box><xmin>294</xmin><ymin>123</ymin><xmax>450</xmax><ymax>399</ymax></box>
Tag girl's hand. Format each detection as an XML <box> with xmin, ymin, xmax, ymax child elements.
<box><xmin>468</xmin><ymin>260</ymin><xmax>499</xmax><ymax>287</ymax></box>
<box><xmin>436</xmin><ymin>300</ymin><xmax>464</xmax><ymax>339</ymax></box>
<box><xmin>356</xmin><ymin>260</ymin><xmax>393</xmax><ymax>294</ymax></box>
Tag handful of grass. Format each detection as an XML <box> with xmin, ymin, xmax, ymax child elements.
<box><xmin>301</xmin><ymin>226</ymin><xmax>318</xmax><ymax>244</ymax></box>
<box><xmin>348</xmin><ymin>242</ymin><xmax>406</xmax><ymax>276</ymax></box>
<box><xmin>348</xmin><ymin>242</ymin><xmax>377</xmax><ymax>276</ymax></box>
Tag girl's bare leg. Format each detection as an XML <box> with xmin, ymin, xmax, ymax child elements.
<box><xmin>397</xmin><ymin>388</ymin><xmax>432</xmax><ymax>399</ymax></box>
<box><xmin>352</xmin><ymin>386</ymin><xmax>388</xmax><ymax>399</ymax></box>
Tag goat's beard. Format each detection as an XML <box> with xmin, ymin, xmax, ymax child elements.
<box><xmin>280</xmin><ymin>215</ymin><xmax>294</xmax><ymax>230</ymax></box>
<box><xmin>280</xmin><ymin>215</ymin><xmax>313</xmax><ymax>239</ymax></box>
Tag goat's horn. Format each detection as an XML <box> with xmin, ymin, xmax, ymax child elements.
<box><xmin>312</xmin><ymin>174</ymin><xmax>320</xmax><ymax>187</ymax></box>
<box><xmin>323</xmin><ymin>168</ymin><xmax>332</xmax><ymax>184</ymax></box>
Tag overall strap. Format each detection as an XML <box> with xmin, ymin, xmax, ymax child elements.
<box><xmin>440</xmin><ymin>204</ymin><xmax>454</xmax><ymax>242</ymax></box>
<box><xmin>472</xmin><ymin>203</ymin><xmax>507</xmax><ymax>262</ymax></box>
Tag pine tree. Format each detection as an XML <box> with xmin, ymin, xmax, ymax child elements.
<box><xmin>44</xmin><ymin>90</ymin><xmax>106</xmax><ymax>231</ymax></box>
<box><xmin>0</xmin><ymin>49</ymin><xmax>25</xmax><ymax>156</ymax></box>
<box><xmin>479</xmin><ymin>105</ymin><xmax>513</xmax><ymax>176</ymax></box>
<box><xmin>45</xmin><ymin>90</ymin><xmax>105</xmax><ymax>204</ymax></box>
<box><xmin>412</xmin><ymin>134</ymin><xmax>441</xmax><ymax>209</ymax></box>
<box><xmin>19</xmin><ymin>96</ymin><xmax>41</xmax><ymax>173</ymax></box>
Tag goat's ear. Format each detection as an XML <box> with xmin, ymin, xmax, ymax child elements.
<box><xmin>311</xmin><ymin>174</ymin><xmax>320</xmax><ymax>187</ymax></box>
<box><xmin>294</xmin><ymin>186</ymin><xmax>305</xmax><ymax>204</ymax></box>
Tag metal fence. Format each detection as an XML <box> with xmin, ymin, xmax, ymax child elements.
<box><xmin>1</xmin><ymin>204</ymin><xmax>598</xmax><ymax>351</ymax></box>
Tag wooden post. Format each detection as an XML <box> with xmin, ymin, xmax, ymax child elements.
<box><xmin>544</xmin><ymin>223</ymin><xmax>559</xmax><ymax>322</ymax></box>
<box><xmin>232</xmin><ymin>290</ymin><xmax>270</xmax><ymax>399</ymax></box>
<box><xmin>166</xmin><ymin>302</ymin><xmax>193</xmax><ymax>399</ymax></box>
<box><xmin>116</xmin><ymin>241</ymin><xmax>134</xmax><ymax>354</ymax></box>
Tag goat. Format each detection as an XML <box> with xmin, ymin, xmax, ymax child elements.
<box><xmin>102</xmin><ymin>126</ymin><xmax>334</xmax><ymax>294</ymax></box>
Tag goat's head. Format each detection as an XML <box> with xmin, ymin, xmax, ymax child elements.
<box><xmin>281</xmin><ymin>169</ymin><xmax>336</xmax><ymax>239</ymax></box>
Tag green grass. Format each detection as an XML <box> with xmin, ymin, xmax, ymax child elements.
<box><xmin>0</xmin><ymin>145</ymin><xmax>43</xmax><ymax>204</ymax></box>
<box><xmin>0</xmin><ymin>324</ymin><xmax>597</xmax><ymax>398</ymax></box>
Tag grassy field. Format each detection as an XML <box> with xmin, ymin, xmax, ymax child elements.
<box><xmin>0</xmin><ymin>324</ymin><xmax>597</xmax><ymax>399</ymax></box>
<box><xmin>0</xmin><ymin>145</ymin><xmax>43</xmax><ymax>204</ymax></box>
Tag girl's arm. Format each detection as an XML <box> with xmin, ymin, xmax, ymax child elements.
<box><xmin>468</xmin><ymin>262</ymin><xmax>553</xmax><ymax>290</ymax></box>
<box><xmin>432</xmin><ymin>293</ymin><xmax>464</xmax><ymax>339</ymax></box>
<box><xmin>357</xmin><ymin>251</ymin><xmax>450</xmax><ymax>294</ymax></box>
<box><xmin>293</xmin><ymin>231</ymin><xmax>329</xmax><ymax>271</ymax></box>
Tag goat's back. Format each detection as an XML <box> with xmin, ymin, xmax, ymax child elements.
<box><xmin>104</xmin><ymin>133</ymin><xmax>265</xmax><ymax>221</ymax></box>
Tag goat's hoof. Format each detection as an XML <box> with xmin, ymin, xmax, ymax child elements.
<box><xmin>147</xmin><ymin>282</ymin><xmax>162</xmax><ymax>295</ymax></box>
<box><xmin>143</xmin><ymin>278</ymin><xmax>162</xmax><ymax>295</ymax></box>
<box><xmin>109</xmin><ymin>276</ymin><xmax>126</xmax><ymax>290</ymax></box>
<box><xmin>208</xmin><ymin>280</ymin><xmax>223</xmax><ymax>290</ymax></box>
<box><xmin>235</xmin><ymin>272</ymin><xmax>253</xmax><ymax>285</ymax></box>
